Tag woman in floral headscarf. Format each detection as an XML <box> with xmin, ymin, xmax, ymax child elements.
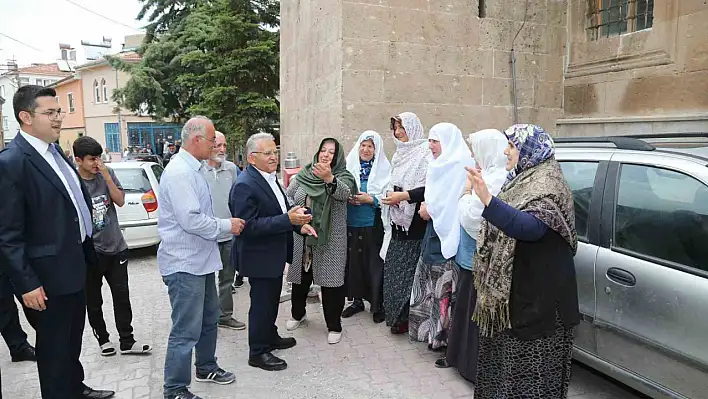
<box><xmin>380</xmin><ymin>112</ymin><xmax>431</xmax><ymax>334</ymax></box>
<box><xmin>466</xmin><ymin>124</ymin><xmax>580</xmax><ymax>399</ymax></box>
<box><xmin>342</xmin><ymin>131</ymin><xmax>391</xmax><ymax>323</ymax></box>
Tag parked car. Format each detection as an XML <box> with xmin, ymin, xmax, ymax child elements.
<box><xmin>555</xmin><ymin>134</ymin><xmax>708</xmax><ymax>399</ymax></box>
<box><xmin>107</xmin><ymin>161</ymin><xmax>163</xmax><ymax>249</ymax></box>
<box><xmin>123</xmin><ymin>153</ymin><xmax>164</xmax><ymax>167</ymax></box>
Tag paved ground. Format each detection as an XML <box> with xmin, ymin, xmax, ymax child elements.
<box><xmin>0</xmin><ymin>248</ymin><xmax>647</xmax><ymax>399</ymax></box>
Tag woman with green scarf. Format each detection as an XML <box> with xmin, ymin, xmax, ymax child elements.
<box><xmin>285</xmin><ymin>138</ymin><xmax>358</xmax><ymax>345</ymax></box>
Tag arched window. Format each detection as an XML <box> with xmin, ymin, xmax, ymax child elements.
<box><xmin>101</xmin><ymin>78</ymin><xmax>108</xmax><ymax>103</ymax></box>
<box><xmin>94</xmin><ymin>80</ymin><xmax>101</xmax><ymax>103</ymax></box>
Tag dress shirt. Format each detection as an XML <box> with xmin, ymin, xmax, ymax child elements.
<box><xmin>157</xmin><ymin>150</ymin><xmax>232</xmax><ymax>276</ymax></box>
<box><xmin>257</xmin><ymin>168</ymin><xmax>287</xmax><ymax>214</ymax></box>
<box><xmin>20</xmin><ymin>131</ymin><xmax>87</xmax><ymax>241</ymax></box>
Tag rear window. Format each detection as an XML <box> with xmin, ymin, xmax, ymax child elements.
<box><xmin>112</xmin><ymin>168</ymin><xmax>152</xmax><ymax>193</ymax></box>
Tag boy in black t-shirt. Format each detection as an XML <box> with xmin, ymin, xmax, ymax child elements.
<box><xmin>73</xmin><ymin>137</ymin><xmax>152</xmax><ymax>357</ymax></box>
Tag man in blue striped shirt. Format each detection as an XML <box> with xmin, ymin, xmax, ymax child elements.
<box><xmin>157</xmin><ymin>116</ymin><xmax>245</xmax><ymax>399</ymax></box>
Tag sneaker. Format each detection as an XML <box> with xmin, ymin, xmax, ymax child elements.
<box><xmin>341</xmin><ymin>300</ymin><xmax>364</xmax><ymax>318</ymax></box>
<box><xmin>285</xmin><ymin>315</ymin><xmax>306</xmax><ymax>331</ymax></box>
<box><xmin>218</xmin><ymin>318</ymin><xmax>246</xmax><ymax>330</ymax></box>
<box><xmin>168</xmin><ymin>389</ymin><xmax>202</xmax><ymax>399</ymax></box>
<box><xmin>195</xmin><ymin>368</ymin><xmax>236</xmax><ymax>385</ymax></box>
<box><xmin>327</xmin><ymin>331</ymin><xmax>342</xmax><ymax>344</ymax></box>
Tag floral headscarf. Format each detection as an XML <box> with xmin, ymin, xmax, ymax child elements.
<box><xmin>504</xmin><ymin>124</ymin><xmax>556</xmax><ymax>183</ymax></box>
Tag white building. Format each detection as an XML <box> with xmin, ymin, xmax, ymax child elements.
<box><xmin>1</xmin><ymin>51</ymin><xmax>75</xmax><ymax>145</ymax></box>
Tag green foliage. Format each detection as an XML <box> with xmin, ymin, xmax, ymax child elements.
<box><xmin>112</xmin><ymin>0</ymin><xmax>280</xmax><ymax>147</ymax></box>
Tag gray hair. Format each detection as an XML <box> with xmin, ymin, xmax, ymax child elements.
<box><xmin>246</xmin><ymin>133</ymin><xmax>275</xmax><ymax>155</ymax></box>
<box><xmin>181</xmin><ymin>116</ymin><xmax>213</xmax><ymax>143</ymax></box>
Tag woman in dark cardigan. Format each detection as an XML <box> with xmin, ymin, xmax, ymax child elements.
<box><xmin>466</xmin><ymin>124</ymin><xmax>580</xmax><ymax>399</ymax></box>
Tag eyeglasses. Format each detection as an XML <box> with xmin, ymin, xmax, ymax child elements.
<box><xmin>200</xmin><ymin>135</ymin><xmax>216</xmax><ymax>143</ymax></box>
<box><xmin>34</xmin><ymin>109</ymin><xmax>66</xmax><ymax>120</ymax></box>
<box><xmin>252</xmin><ymin>150</ymin><xmax>280</xmax><ymax>157</ymax></box>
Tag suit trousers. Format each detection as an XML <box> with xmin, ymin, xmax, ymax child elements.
<box><xmin>24</xmin><ymin>290</ymin><xmax>86</xmax><ymax>399</ymax></box>
<box><xmin>0</xmin><ymin>295</ymin><xmax>31</xmax><ymax>355</ymax></box>
<box><xmin>247</xmin><ymin>277</ymin><xmax>283</xmax><ymax>357</ymax></box>
<box><xmin>291</xmin><ymin>266</ymin><xmax>345</xmax><ymax>333</ymax></box>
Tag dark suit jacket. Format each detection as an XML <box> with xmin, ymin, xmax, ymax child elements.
<box><xmin>229</xmin><ymin>165</ymin><xmax>296</xmax><ymax>279</ymax></box>
<box><xmin>0</xmin><ymin>133</ymin><xmax>96</xmax><ymax>297</ymax></box>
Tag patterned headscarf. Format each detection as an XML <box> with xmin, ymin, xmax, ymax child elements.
<box><xmin>504</xmin><ymin>124</ymin><xmax>556</xmax><ymax>183</ymax></box>
<box><xmin>472</xmin><ymin>124</ymin><xmax>577</xmax><ymax>337</ymax></box>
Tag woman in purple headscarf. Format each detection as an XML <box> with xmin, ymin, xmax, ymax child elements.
<box><xmin>465</xmin><ymin>124</ymin><xmax>580</xmax><ymax>399</ymax></box>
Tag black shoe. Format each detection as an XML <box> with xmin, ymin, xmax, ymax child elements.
<box><xmin>167</xmin><ymin>390</ymin><xmax>202</xmax><ymax>399</ymax></box>
<box><xmin>372</xmin><ymin>311</ymin><xmax>385</xmax><ymax>324</ymax></box>
<box><xmin>341</xmin><ymin>302</ymin><xmax>364</xmax><ymax>318</ymax></box>
<box><xmin>271</xmin><ymin>337</ymin><xmax>297</xmax><ymax>350</ymax></box>
<box><xmin>11</xmin><ymin>345</ymin><xmax>36</xmax><ymax>362</ymax></box>
<box><xmin>435</xmin><ymin>357</ymin><xmax>451</xmax><ymax>368</ymax></box>
<box><xmin>248</xmin><ymin>352</ymin><xmax>287</xmax><ymax>371</ymax></box>
<box><xmin>79</xmin><ymin>386</ymin><xmax>115</xmax><ymax>399</ymax></box>
<box><xmin>234</xmin><ymin>275</ymin><xmax>244</xmax><ymax>288</ymax></box>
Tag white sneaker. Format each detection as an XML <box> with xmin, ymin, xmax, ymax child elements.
<box><xmin>286</xmin><ymin>315</ymin><xmax>306</xmax><ymax>331</ymax></box>
<box><xmin>328</xmin><ymin>331</ymin><xmax>342</xmax><ymax>344</ymax></box>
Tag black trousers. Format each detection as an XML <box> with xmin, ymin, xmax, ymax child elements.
<box><xmin>0</xmin><ymin>295</ymin><xmax>31</xmax><ymax>355</ymax></box>
<box><xmin>291</xmin><ymin>266</ymin><xmax>345</xmax><ymax>333</ymax></box>
<box><xmin>248</xmin><ymin>276</ymin><xmax>283</xmax><ymax>357</ymax></box>
<box><xmin>24</xmin><ymin>290</ymin><xmax>86</xmax><ymax>399</ymax></box>
<box><xmin>85</xmin><ymin>251</ymin><xmax>135</xmax><ymax>348</ymax></box>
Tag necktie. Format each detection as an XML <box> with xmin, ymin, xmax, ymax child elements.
<box><xmin>48</xmin><ymin>144</ymin><xmax>93</xmax><ymax>238</ymax></box>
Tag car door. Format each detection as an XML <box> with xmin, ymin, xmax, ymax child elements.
<box><xmin>594</xmin><ymin>152</ymin><xmax>708</xmax><ymax>399</ymax></box>
<box><xmin>556</xmin><ymin>151</ymin><xmax>611</xmax><ymax>358</ymax></box>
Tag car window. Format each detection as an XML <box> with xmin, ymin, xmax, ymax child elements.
<box><xmin>112</xmin><ymin>168</ymin><xmax>152</xmax><ymax>193</ymax></box>
<box><xmin>560</xmin><ymin>161</ymin><xmax>599</xmax><ymax>239</ymax></box>
<box><xmin>151</xmin><ymin>165</ymin><xmax>164</xmax><ymax>183</ymax></box>
<box><xmin>614</xmin><ymin>164</ymin><xmax>708</xmax><ymax>271</ymax></box>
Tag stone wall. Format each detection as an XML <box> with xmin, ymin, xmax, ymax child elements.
<box><xmin>560</xmin><ymin>0</ymin><xmax>708</xmax><ymax>137</ymax></box>
<box><xmin>280</xmin><ymin>0</ymin><xmax>568</xmax><ymax>159</ymax></box>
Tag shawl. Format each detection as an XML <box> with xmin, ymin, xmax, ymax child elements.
<box><xmin>296</xmin><ymin>137</ymin><xmax>358</xmax><ymax>247</ymax></box>
<box><xmin>388</xmin><ymin>112</ymin><xmax>431</xmax><ymax>230</ymax></box>
<box><xmin>458</xmin><ymin>129</ymin><xmax>509</xmax><ymax>239</ymax></box>
<box><xmin>424</xmin><ymin>123</ymin><xmax>475</xmax><ymax>259</ymax></box>
<box><xmin>345</xmin><ymin>130</ymin><xmax>391</xmax><ymax>199</ymax></box>
<box><xmin>472</xmin><ymin>124</ymin><xmax>578</xmax><ymax>337</ymax></box>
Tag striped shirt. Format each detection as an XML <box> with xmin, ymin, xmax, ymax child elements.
<box><xmin>157</xmin><ymin>150</ymin><xmax>232</xmax><ymax>276</ymax></box>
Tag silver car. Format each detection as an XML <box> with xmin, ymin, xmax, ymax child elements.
<box><xmin>555</xmin><ymin>134</ymin><xmax>708</xmax><ymax>399</ymax></box>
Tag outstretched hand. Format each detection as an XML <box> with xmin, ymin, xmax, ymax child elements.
<box><xmin>465</xmin><ymin>166</ymin><xmax>493</xmax><ymax>206</ymax></box>
<box><xmin>301</xmin><ymin>224</ymin><xmax>318</xmax><ymax>237</ymax></box>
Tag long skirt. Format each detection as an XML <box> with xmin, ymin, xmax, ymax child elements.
<box><xmin>474</xmin><ymin>312</ymin><xmax>575</xmax><ymax>399</ymax></box>
<box><xmin>344</xmin><ymin>225</ymin><xmax>384</xmax><ymax>311</ymax></box>
<box><xmin>382</xmin><ymin>237</ymin><xmax>422</xmax><ymax>326</ymax></box>
<box><xmin>446</xmin><ymin>265</ymin><xmax>479</xmax><ymax>382</ymax></box>
<box><xmin>408</xmin><ymin>257</ymin><xmax>458</xmax><ymax>350</ymax></box>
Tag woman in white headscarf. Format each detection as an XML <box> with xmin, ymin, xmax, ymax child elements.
<box><xmin>379</xmin><ymin>112</ymin><xmax>431</xmax><ymax>334</ymax></box>
<box><xmin>409</xmin><ymin>123</ymin><xmax>474</xmax><ymax>350</ymax></box>
<box><xmin>434</xmin><ymin>129</ymin><xmax>509</xmax><ymax>382</ymax></box>
<box><xmin>342</xmin><ymin>131</ymin><xmax>391</xmax><ymax>323</ymax></box>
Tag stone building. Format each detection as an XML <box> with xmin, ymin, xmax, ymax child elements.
<box><xmin>280</xmin><ymin>0</ymin><xmax>708</xmax><ymax>158</ymax></box>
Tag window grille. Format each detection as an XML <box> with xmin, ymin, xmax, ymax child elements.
<box><xmin>587</xmin><ymin>0</ymin><xmax>654</xmax><ymax>40</ymax></box>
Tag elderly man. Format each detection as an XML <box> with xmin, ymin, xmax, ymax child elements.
<box><xmin>158</xmin><ymin>117</ymin><xmax>245</xmax><ymax>399</ymax></box>
<box><xmin>230</xmin><ymin>133</ymin><xmax>315</xmax><ymax>371</ymax></box>
<box><xmin>200</xmin><ymin>131</ymin><xmax>245</xmax><ymax>330</ymax></box>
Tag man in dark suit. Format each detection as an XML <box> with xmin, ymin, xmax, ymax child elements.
<box><xmin>0</xmin><ymin>86</ymin><xmax>115</xmax><ymax>399</ymax></box>
<box><xmin>229</xmin><ymin>132</ymin><xmax>315</xmax><ymax>371</ymax></box>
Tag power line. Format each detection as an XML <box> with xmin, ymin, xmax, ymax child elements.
<box><xmin>62</xmin><ymin>0</ymin><xmax>143</xmax><ymax>32</ymax></box>
<box><xmin>0</xmin><ymin>32</ymin><xmax>44</xmax><ymax>53</ymax></box>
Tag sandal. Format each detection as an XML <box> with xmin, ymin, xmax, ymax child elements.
<box><xmin>100</xmin><ymin>342</ymin><xmax>117</xmax><ymax>357</ymax></box>
<box><xmin>120</xmin><ymin>342</ymin><xmax>152</xmax><ymax>355</ymax></box>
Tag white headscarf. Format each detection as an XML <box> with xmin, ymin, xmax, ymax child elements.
<box><xmin>458</xmin><ymin>129</ymin><xmax>509</xmax><ymax>239</ymax></box>
<box><xmin>424</xmin><ymin>123</ymin><xmax>475</xmax><ymax>259</ymax></box>
<box><xmin>388</xmin><ymin>112</ymin><xmax>431</xmax><ymax>230</ymax></box>
<box><xmin>345</xmin><ymin>131</ymin><xmax>391</xmax><ymax>199</ymax></box>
